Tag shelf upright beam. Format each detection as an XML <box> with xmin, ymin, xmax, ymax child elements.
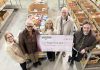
<box><xmin>14</xmin><ymin>0</ymin><xmax>19</xmax><ymax>8</ymax></box>
<box><xmin>9</xmin><ymin>0</ymin><xmax>13</xmax><ymax>6</ymax></box>
<box><xmin>19</xmin><ymin>0</ymin><xmax>22</xmax><ymax>8</ymax></box>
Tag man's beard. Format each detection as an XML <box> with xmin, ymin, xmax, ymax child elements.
<box><xmin>62</xmin><ymin>16</ymin><xmax>67</xmax><ymax>19</ymax></box>
<box><xmin>62</xmin><ymin>16</ymin><xmax>68</xmax><ymax>21</ymax></box>
<box><xmin>83</xmin><ymin>32</ymin><xmax>89</xmax><ymax>35</ymax></box>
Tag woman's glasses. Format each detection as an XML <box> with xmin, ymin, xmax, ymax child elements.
<box><xmin>27</xmin><ymin>26</ymin><xmax>33</xmax><ymax>28</ymax></box>
<box><xmin>7</xmin><ymin>35</ymin><xmax>13</xmax><ymax>39</ymax></box>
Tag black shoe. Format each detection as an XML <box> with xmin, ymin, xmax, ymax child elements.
<box><xmin>49</xmin><ymin>59</ymin><xmax>52</xmax><ymax>62</ymax></box>
<box><xmin>49</xmin><ymin>59</ymin><xmax>55</xmax><ymax>62</ymax></box>
<box><xmin>37</xmin><ymin>61</ymin><xmax>42</xmax><ymax>65</ymax></box>
<box><xmin>70</xmin><ymin>60</ymin><xmax>74</xmax><ymax>66</ymax></box>
<box><xmin>33</xmin><ymin>63</ymin><xmax>38</xmax><ymax>68</ymax></box>
<box><xmin>68</xmin><ymin>56</ymin><xmax>72</xmax><ymax>63</ymax></box>
<box><xmin>52</xmin><ymin>58</ymin><xmax>55</xmax><ymax>61</ymax></box>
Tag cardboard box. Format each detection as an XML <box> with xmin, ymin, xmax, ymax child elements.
<box><xmin>70</xmin><ymin>6</ymin><xmax>79</xmax><ymax>11</ymax></box>
<box><xmin>75</xmin><ymin>11</ymin><xmax>86</xmax><ymax>23</ymax></box>
<box><xmin>75</xmin><ymin>13</ymin><xmax>85</xmax><ymax>17</ymax></box>
<box><xmin>0</xmin><ymin>10</ymin><xmax>9</xmax><ymax>21</ymax></box>
<box><xmin>77</xmin><ymin>17</ymin><xmax>86</xmax><ymax>23</ymax></box>
<box><xmin>28</xmin><ymin>3</ymin><xmax>48</xmax><ymax>15</ymax></box>
<box><xmin>91</xmin><ymin>12</ymin><xmax>100</xmax><ymax>16</ymax></box>
<box><xmin>91</xmin><ymin>13</ymin><xmax>100</xmax><ymax>27</ymax></box>
<box><xmin>0</xmin><ymin>0</ymin><xmax>7</xmax><ymax>7</ymax></box>
<box><xmin>94</xmin><ymin>17</ymin><xmax>100</xmax><ymax>26</ymax></box>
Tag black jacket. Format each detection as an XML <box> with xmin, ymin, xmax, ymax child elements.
<box><xmin>73</xmin><ymin>29</ymin><xmax>96</xmax><ymax>52</ymax></box>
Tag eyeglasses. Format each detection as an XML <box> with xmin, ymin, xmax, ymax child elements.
<box><xmin>61</xmin><ymin>12</ymin><xmax>67</xmax><ymax>13</ymax></box>
<box><xmin>7</xmin><ymin>35</ymin><xmax>13</xmax><ymax>39</ymax></box>
<box><xmin>47</xmin><ymin>23</ymin><xmax>53</xmax><ymax>24</ymax></box>
<box><xmin>27</xmin><ymin>26</ymin><xmax>33</xmax><ymax>28</ymax></box>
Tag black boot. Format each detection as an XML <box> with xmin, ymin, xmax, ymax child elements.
<box><xmin>37</xmin><ymin>61</ymin><xmax>42</xmax><ymax>65</ymax></box>
<box><xmin>70</xmin><ymin>60</ymin><xmax>74</xmax><ymax>66</ymax></box>
<box><xmin>68</xmin><ymin>56</ymin><xmax>72</xmax><ymax>63</ymax></box>
<box><xmin>33</xmin><ymin>62</ymin><xmax>38</xmax><ymax>68</ymax></box>
<box><xmin>52</xmin><ymin>58</ymin><xmax>55</xmax><ymax>61</ymax></box>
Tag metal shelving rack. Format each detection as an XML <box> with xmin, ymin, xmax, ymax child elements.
<box><xmin>0</xmin><ymin>0</ymin><xmax>22</xmax><ymax>31</ymax></box>
<box><xmin>58</xmin><ymin>0</ymin><xmax>66</xmax><ymax>10</ymax></box>
<box><xmin>65</xmin><ymin>0</ymin><xmax>100</xmax><ymax>70</ymax></box>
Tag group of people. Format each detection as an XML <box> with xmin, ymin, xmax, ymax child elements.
<box><xmin>4</xmin><ymin>7</ymin><xmax>96</xmax><ymax>70</ymax></box>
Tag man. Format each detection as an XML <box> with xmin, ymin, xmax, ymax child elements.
<box><xmin>68</xmin><ymin>20</ymin><xmax>96</xmax><ymax>65</ymax></box>
<box><xmin>55</xmin><ymin>7</ymin><xmax>74</xmax><ymax>56</ymax></box>
<box><xmin>55</xmin><ymin>7</ymin><xmax>74</xmax><ymax>35</ymax></box>
<box><xmin>19</xmin><ymin>19</ymin><xmax>41</xmax><ymax>67</ymax></box>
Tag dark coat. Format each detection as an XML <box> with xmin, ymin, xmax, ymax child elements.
<box><xmin>19</xmin><ymin>28</ymin><xmax>41</xmax><ymax>54</ymax></box>
<box><xmin>73</xmin><ymin>29</ymin><xmax>96</xmax><ymax>52</ymax></box>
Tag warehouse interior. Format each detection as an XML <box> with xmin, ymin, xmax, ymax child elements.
<box><xmin>0</xmin><ymin>0</ymin><xmax>100</xmax><ymax>70</ymax></box>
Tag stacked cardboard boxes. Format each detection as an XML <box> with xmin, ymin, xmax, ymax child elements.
<box><xmin>0</xmin><ymin>10</ymin><xmax>9</xmax><ymax>22</ymax></box>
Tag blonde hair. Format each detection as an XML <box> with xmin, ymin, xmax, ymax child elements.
<box><xmin>4</xmin><ymin>32</ymin><xmax>14</xmax><ymax>41</ymax></box>
<box><xmin>25</xmin><ymin>19</ymin><xmax>34</xmax><ymax>26</ymax></box>
<box><xmin>61</xmin><ymin>7</ymin><xmax>68</xmax><ymax>13</ymax></box>
<box><xmin>45</xmin><ymin>18</ymin><xmax>54</xmax><ymax>31</ymax></box>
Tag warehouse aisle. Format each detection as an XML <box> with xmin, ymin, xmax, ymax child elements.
<box><xmin>0</xmin><ymin>8</ymin><xmax>28</xmax><ymax>70</ymax></box>
<box><xmin>0</xmin><ymin>0</ymin><xmax>77</xmax><ymax>70</ymax></box>
<box><xmin>0</xmin><ymin>0</ymin><xmax>32</xmax><ymax>70</ymax></box>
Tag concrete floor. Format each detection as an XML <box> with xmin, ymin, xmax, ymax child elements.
<box><xmin>0</xmin><ymin>0</ymin><xmax>77</xmax><ymax>70</ymax></box>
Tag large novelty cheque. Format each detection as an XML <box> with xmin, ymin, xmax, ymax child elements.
<box><xmin>38</xmin><ymin>35</ymin><xmax>73</xmax><ymax>51</ymax></box>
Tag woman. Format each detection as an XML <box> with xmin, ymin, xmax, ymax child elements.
<box><xmin>43</xmin><ymin>18</ymin><xmax>56</xmax><ymax>61</ymax></box>
<box><xmin>4</xmin><ymin>32</ymin><xmax>27</xmax><ymax>70</ymax></box>
<box><xmin>19</xmin><ymin>20</ymin><xmax>42</xmax><ymax>68</ymax></box>
<box><xmin>44</xmin><ymin>19</ymin><xmax>56</xmax><ymax>35</ymax></box>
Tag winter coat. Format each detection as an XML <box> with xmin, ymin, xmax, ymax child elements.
<box><xmin>55</xmin><ymin>16</ymin><xmax>74</xmax><ymax>35</ymax></box>
<box><xmin>73</xmin><ymin>29</ymin><xmax>96</xmax><ymax>52</ymax></box>
<box><xmin>6</xmin><ymin>41</ymin><xmax>26</xmax><ymax>63</ymax></box>
<box><xmin>19</xmin><ymin>29</ymin><xmax>41</xmax><ymax>54</ymax></box>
